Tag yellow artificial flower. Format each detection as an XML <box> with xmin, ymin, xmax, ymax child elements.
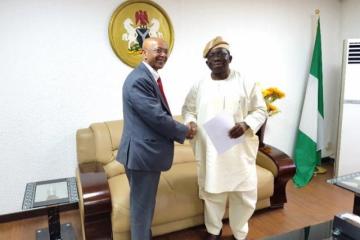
<box><xmin>262</xmin><ymin>89</ymin><xmax>271</xmax><ymax>97</ymax></box>
<box><xmin>262</xmin><ymin>86</ymin><xmax>285</xmax><ymax>117</ymax></box>
<box><xmin>267</xmin><ymin>103</ymin><xmax>279</xmax><ymax>116</ymax></box>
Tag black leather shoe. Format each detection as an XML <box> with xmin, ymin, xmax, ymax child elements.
<box><xmin>204</xmin><ymin>229</ymin><xmax>222</xmax><ymax>240</ymax></box>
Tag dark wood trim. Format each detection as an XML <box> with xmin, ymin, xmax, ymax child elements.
<box><xmin>259</xmin><ymin>144</ymin><xmax>296</xmax><ymax>209</ymax></box>
<box><xmin>0</xmin><ymin>202</ymin><xmax>78</xmax><ymax>223</ymax></box>
<box><xmin>78</xmin><ymin>162</ymin><xmax>112</xmax><ymax>240</ymax></box>
<box><xmin>257</xmin><ymin>120</ymin><xmax>267</xmax><ymax>148</ymax></box>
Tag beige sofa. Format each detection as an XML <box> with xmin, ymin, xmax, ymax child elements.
<box><xmin>76</xmin><ymin>116</ymin><xmax>295</xmax><ymax>240</ymax></box>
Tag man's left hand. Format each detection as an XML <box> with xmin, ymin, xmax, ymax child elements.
<box><xmin>229</xmin><ymin>122</ymin><xmax>249</xmax><ymax>139</ymax></box>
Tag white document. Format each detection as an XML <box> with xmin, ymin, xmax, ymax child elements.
<box><xmin>203</xmin><ymin>113</ymin><xmax>243</xmax><ymax>154</ymax></box>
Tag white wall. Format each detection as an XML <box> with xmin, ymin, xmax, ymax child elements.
<box><xmin>0</xmin><ymin>0</ymin><xmax>349</xmax><ymax>214</ymax></box>
<box><xmin>0</xmin><ymin>0</ymin><xmax>127</xmax><ymax>214</ymax></box>
<box><xmin>341</xmin><ymin>0</ymin><xmax>360</xmax><ymax>40</ymax></box>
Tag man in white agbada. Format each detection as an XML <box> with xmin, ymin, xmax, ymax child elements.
<box><xmin>182</xmin><ymin>36</ymin><xmax>267</xmax><ymax>240</ymax></box>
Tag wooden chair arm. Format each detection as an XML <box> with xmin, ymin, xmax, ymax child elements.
<box><xmin>259</xmin><ymin>144</ymin><xmax>296</xmax><ymax>208</ymax></box>
<box><xmin>78</xmin><ymin>162</ymin><xmax>112</xmax><ymax>239</ymax></box>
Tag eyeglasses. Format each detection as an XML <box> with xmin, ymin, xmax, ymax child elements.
<box><xmin>144</xmin><ymin>48</ymin><xmax>168</xmax><ymax>55</ymax></box>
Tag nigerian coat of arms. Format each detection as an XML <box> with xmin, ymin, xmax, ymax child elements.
<box><xmin>122</xmin><ymin>10</ymin><xmax>164</xmax><ymax>55</ymax></box>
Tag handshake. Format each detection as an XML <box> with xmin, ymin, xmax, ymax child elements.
<box><xmin>185</xmin><ymin>121</ymin><xmax>197</xmax><ymax>139</ymax></box>
<box><xmin>185</xmin><ymin>121</ymin><xmax>249</xmax><ymax>140</ymax></box>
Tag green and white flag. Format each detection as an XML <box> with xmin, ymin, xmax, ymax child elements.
<box><xmin>293</xmin><ymin>18</ymin><xmax>324</xmax><ymax>188</ymax></box>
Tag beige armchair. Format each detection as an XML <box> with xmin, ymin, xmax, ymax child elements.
<box><xmin>75</xmin><ymin>116</ymin><xmax>295</xmax><ymax>239</ymax></box>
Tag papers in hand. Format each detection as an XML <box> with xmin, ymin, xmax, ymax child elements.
<box><xmin>203</xmin><ymin>113</ymin><xmax>243</xmax><ymax>155</ymax></box>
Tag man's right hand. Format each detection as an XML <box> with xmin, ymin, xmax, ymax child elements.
<box><xmin>186</xmin><ymin>121</ymin><xmax>197</xmax><ymax>139</ymax></box>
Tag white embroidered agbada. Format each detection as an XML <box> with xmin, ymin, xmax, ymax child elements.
<box><xmin>182</xmin><ymin>70</ymin><xmax>267</xmax><ymax>194</ymax></box>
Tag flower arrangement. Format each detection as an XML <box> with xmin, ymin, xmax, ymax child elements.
<box><xmin>262</xmin><ymin>87</ymin><xmax>285</xmax><ymax>116</ymax></box>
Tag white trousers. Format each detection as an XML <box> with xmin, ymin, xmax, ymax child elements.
<box><xmin>200</xmin><ymin>189</ymin><xmax>257</xmax><ymax>240</ymax></box>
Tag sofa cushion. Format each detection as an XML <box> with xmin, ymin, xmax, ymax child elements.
<box><xmin>108</xmin><ymin>161</ymin><xmax>202</xmax><ymax>233</ymax></box>
<box><xmin>156</xmin><ymin>162</ymin><xmax>203</xmax><ymax>225</ymax></box>
<box><xmin>89</xmin><ymin>121</ymin><xmax>125</xmax><ymax>177</ymax></box>
<box><xmin>256</xmin><ymin>165</ymin><xmax>274</xmax><ymax>200</ymax></box>
<box><xmin>104</xmin><ymin>158</ymin><xmax>125</xmax><ymax>178</ymax></box>
<box><xmin>256</xmin><ymin>151</ymin><xmax>278</xmax><ymax>177</ymax></box>
<box><xmin>108</xmin><ymin>162</ymin><xmax>274</xmax><ymax>234</ymax></box>
<box><xmin>173</xmin><ymin>143</ymin><xmax>195</xmax><ymax>164</ymax></box>
<box><xmin>108</xmin><ymin>174</ymin><xmax>131</xmax><ymax>232</ymax></box>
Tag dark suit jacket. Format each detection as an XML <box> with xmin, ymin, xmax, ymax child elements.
<box><xmin>116</xmin><ymin>63</ymin><xmax>188</xmax><ymax>171</ymax></box>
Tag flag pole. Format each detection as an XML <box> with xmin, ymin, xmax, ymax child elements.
<box><xmin>313</xmin><ymin>8</ymin><xmax>327</xmax><ymax>175</ymax></box>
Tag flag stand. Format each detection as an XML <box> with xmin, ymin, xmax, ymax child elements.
<box><xmin>314</xmin><ymin>166</ymin><xmax>327</xmax><ymax>174</ymax></box>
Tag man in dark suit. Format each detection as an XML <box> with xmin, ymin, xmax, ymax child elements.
<box><xmin>117</xmin><ymin>37</ymin><xmax>195</xmax><ymax>240</ymax></box>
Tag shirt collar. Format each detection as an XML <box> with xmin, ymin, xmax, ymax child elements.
<box><xmin>142</xmin><ymin>61</ymin><xmax>160</xmax><ymax>81</ymax></box>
